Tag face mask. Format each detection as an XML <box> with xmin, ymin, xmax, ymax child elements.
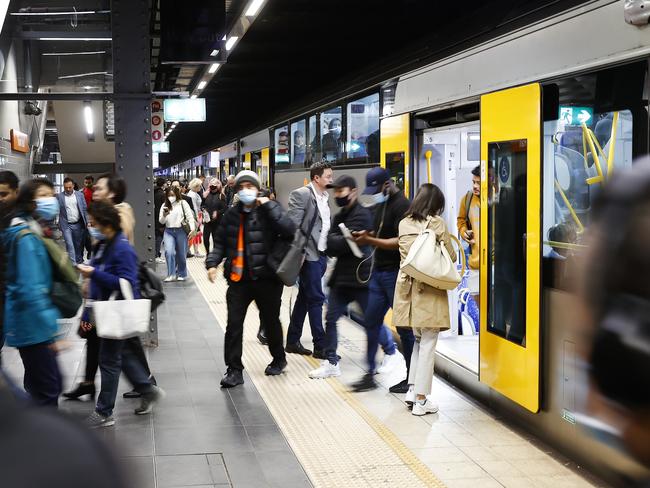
<box><xmin>35</xmin><ymin>197</ymin><xmax>59</xmax><ymax>220</ymax></box>
<box><xmin>168</xmin><ymin>196</ymin><xmax>176</xmax><ymax>203</ymax></box>
<box><xmin>335</xmin><ymin>195</ymin><xmax>350</xmax><ymax>208</ymax></box>
<box><xmin>372</xmin><ymin>191</ymin><xmax>388</xmax><ymax>205</ymax></box>
<box><xmin>88</xmin><ymin>227</ymin><xmax>106</xmax><ymax>241</ymax></box>
<box><xmin>238</xmin><ymin>188</ymin><xmax>258</xmax><ymax>205</ymax></box>
<box><xmin>210</xmin><ymin>186</ymin><xmax>218</xmax><ymax>192</ymax></box>
<box><xmin>331</xmin><ymin>127</ymin><xmax>341</xmax><ymax>137</ymax></box>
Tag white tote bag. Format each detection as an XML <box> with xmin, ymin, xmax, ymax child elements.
<box><xmin>400</xmin><ymin>220</ymin><xmax>466</xmax><ymax>291</ymax></box>
<box><xmin>93</xmin><ymin>278</ymin><xmax>151</xmax><ymax>339</ymax></box>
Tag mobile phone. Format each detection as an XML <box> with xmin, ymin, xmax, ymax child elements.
<box><xmin>339</xmin><ymin>223</ymin><xmax>364</xmax><ymax>258</ymax></box>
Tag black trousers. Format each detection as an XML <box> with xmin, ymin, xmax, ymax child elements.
<box><xmin>84</xmin><ymin>329</ymin><xmax>151</xmax><ymax>383</ymax></box>
<box><xmin>203</xmin><ymin>221</ymin><xmax>220</xmax><ymax>254</ymax></box>
<box><xmin>225</xmin><ymin>278</ymin><xmax>285</xmax><ymax>371</ymax></box>
<box><xmin>18</xmin><ymin>342</ymin><xmax>62</xmax><ymax>407</ymax></box>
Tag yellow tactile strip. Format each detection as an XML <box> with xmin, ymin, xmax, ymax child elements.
<box><xmin>188</xmin><ymin>259</ymin><xmax>446</xmax><ymax>488</ymax></box>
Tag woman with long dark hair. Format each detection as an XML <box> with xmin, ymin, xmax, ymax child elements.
<box><xmin>393</xmin><ymin>183</ymin><xmax>456</xmax><ymax>416</ymax></box>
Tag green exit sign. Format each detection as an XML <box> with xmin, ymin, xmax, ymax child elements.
<box><xmin>559</xmin><ymin>106</ymin><xmax>593</xmax><ymax>125</ymax></box>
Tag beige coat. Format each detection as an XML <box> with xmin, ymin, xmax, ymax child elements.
<box><xmin>393</xmin><ymin>215</ymin><xmax>457</xmax><ymax>330</ymax></box>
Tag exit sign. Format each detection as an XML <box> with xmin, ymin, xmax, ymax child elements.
<box><xmin>559</xmin><ymin>106</ymin><xmax>593</xmax><ymax>126</ymax></box>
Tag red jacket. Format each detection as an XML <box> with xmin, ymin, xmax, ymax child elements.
<box><xmin>82</xmin><ymin>187</ymin><xmax>93</xmax><ymax>206</ymax></box>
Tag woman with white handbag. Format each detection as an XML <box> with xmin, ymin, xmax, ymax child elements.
<box><xmin>77</xmin><ymin>201</ymin><xmax>164</xmax><ymax>428</ymax></box>
<box><xmin>393</xmin><ymin>184</ymin><xmax>459</xmax><ymax>416</ymax></box>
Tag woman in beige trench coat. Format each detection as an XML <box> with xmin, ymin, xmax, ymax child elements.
<box><xmin>393</xmin><ymin>183</ymin><xmax>457</xmax><ymax>416</ymax></box>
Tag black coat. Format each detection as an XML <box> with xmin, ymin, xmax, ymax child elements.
<box><xmin>154</xmin><ymin>187</ymin><xmax>165</xmax><ymax>231</ymax></box>
<box><xmin>203</xmin><ymin>192</ymin><xmax>227</xmax><ymax>226</ymax></box>
<box><xmin>205</xmin><ymin>200</ymin><xmax>296</xmax><ymax>282</ymax></box>
<box><xmin>326</xmin><ymin>201</ymin><xmax>373</xmax><ymax>288</ymax></box>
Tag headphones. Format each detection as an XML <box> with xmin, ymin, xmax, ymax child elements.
<box><xmin>588</xmin><ymin>157</ymin><xmax>650</xmax><ymax>410</ymax></box>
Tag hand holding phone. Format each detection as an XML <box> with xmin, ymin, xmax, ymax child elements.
<box><xmin>339</xmin><ymin>223</ymin><xmax>364</xmax><ymax>258</ymax></box>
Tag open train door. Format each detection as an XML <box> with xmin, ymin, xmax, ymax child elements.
<box><xmin>479</xmin><ymin>83</ymin><xmax>542</xmax><ymax>413</ymax></box>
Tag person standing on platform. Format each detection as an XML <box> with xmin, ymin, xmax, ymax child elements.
<box><xmin>57</xmin><ymin>177</ymin><xmax>88</xmax><ymax>264</ymax></box>
<box><xmin>159</xmin><ymin>186</ymin><xmax>195</xmax><ymax>282</ymax></box>
<box><xmin>206</xmin><ymin>170</ymin><xmax>296</xmax><ymax>388</ymax></box>
<box><xmin>187</xmin><ymin>178</ymin><xmax>205</xmax><ymax>258</ymax></box>
<box><xmin>457</xmin><ymin>165</ymin><xmax>481</xmax><ymax>308</ymax></box>
<box><xmin>351</xmin><ymin>167</ymin><xmax>411</xmax><ymax>393</ymax></box>
<box><xmin>224</xmin><ymin>175</ymin><xmax>236</xmax><ymax>207</ymax></box>
<box><xmin>154</xmin><ymin>177</ymin><xmax>166</xmax><ymax>263</ymax></box>
<box><xmin>285</xmin><ymin>162</ymin><xmax>333</xmax><ymax>359</ymax></box>
<box><xmin>82</xmin><ymin>175</ymin><xmax>94</xmax><ymax>206</ymax></box>
<box><xmin>203</xmin><ymin>178</ymin><xmax>226</xmax><ymax>254</ymax></box>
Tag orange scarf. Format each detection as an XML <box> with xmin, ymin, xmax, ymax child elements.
<box><xmin>230</xmin><ymin>214</ymin><xmax>245</xmax><ymax>282</ymax></box>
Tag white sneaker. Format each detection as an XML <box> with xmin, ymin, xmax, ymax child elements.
<box><xmin>308</xmin><ymin>360</ymin><xmax>341</xmax><ymax>379</ymax></box>
<box><xmin>412</xmin><ymin>398</ymin><xmax>439</xmax><ymax>416</ymax></box>
<box><xmin>377</xmin><ymin>350</ymin><xmax>404</xmax><ymax>374</ymax></box>
<box><xmin>177</xmin><ymin>276</ymin><xmax>186</xmax><ymax>282</ymax></box>
<box><xmin>155</xmin><ymin>257</ymin><xmax>165</xmax><ymax>264</ymax></box>
<box><xmin>405</xmin><ymin>385</ymin><xmax>415</xmax><ymax>405</ymax></box>
<box><xmin>163</xmin><ymin>276</ymin><xmax>176</xmax><ymax>282</ymax></box>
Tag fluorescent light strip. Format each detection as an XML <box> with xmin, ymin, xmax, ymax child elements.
<box><xmin>58</xmin><ymin>71</ymin><xmax>109</xmax><ymax>79</ymax></box>
<box><xmin>39</xmin><ymin>37</ymin><xmax>112</xmax><ymax>41</ymax></box>
<box><xmin>42</xmin><ymin>50</ymin><xmax>106</xmax><ymax>56</ymax></box>
<box><xmin>225</xmin><ymin>36</ymin><xmax>238</xmax><ymax>51</ymax></box>
<box><xmin>12</xmin><ymin>10</ymin><xmax>98</xmax><ymax>15</ymax></box>
<box><xmin>197</xmin><ymin>80</ymin><xmax>207</xmax><ymax>89</ymax></box>
<box><xmin>245</xmin><ymin>0</ymin><xmax>264</xmax><ymax>17</ymax></box>
<box><xmin>208</xmin><ymin>63</ymin><xmax>219</xmax><ymax>74</ymax></box>
<box><xmin>190</xmin><ymin>94</ymin><xmax>197</xmax><ymax>99</ymax></box>
<box><xmin>210</xmin><ymin>49</ymin><xmax>219</xmax><ymax>57</ymax></box>
<box><xmin>83</xmin><ymin>105</ymin><xmax>94</xmax><ymax>135</ymax></box>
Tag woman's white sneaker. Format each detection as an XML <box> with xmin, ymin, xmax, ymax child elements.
<box><xmin>377</xmin><ymin>350</ymin><xmax>403</xmax><ymax>374</ymax></box>
<box><xmin>163</xmin><ymin>276</ymin><xmax>176</xmax><ymax>282</ymax></box>
<box><xmin>412</xmin><ymin>398</ymin><xmax>439</xmax><ymax>416</ymax></box>
<box><xmin>308</xmin><ymin>360</ymin><xmax>341</xmax><ymax>379</ymax></box>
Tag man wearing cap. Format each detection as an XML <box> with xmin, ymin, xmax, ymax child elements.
<box><xmin>206</xmin><ymin>170</ymin><xmax>296</xmax><ymax>387</ymax></box>
<box><xmin>351</xmin><ymin>167</ymin><xmax>414</xmax><ymax>392</ymax></box>
<box><xmin>284</xmin><ymin>162</ymin><xmax>334</xmax><ymax>358</ymax></box>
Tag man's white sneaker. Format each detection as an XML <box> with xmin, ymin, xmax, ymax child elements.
<box><xmin>412</xmin><ymin>398</ymin><xmax>439</xmax><ymax>416</ymax></box>
<box><xmin>377</xmin><ymin>350</ymin><xmax>403</xmax><ymax>374</ymax></box>
<box><xmin>163</xmin><ymin>276</ymin><xmax>176</xmax><ymax>282</ymax></box>
<box><xmin>308</xmin><ymin>360</ymin><xmax>341</xmax><ymax>379</ymax></box>
<box><xmin>405</xmin><ymin>385</ymin><xmax>415</xmax><ymax>405</ymax></box>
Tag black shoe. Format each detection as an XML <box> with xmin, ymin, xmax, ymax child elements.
<box><xmin>264</xmin><ymin>360</ymin><xmax>287</xmax><ymax>376</ymax></box>
<box><xmin>220</xmin><ymin>368</ymin><xmax>244</xmax><ymax>388</ymax></box>
<box><xmin>389</xmin><ymin>379</ymin><xmax>409</xmax><ymax>394</ymax></box>
<box><xmin>312</xmin><ymin>349</ymin><xmax>326</xmax><ymax>360</ymax></box>
<box><xmin>63</xmin><ymin>382</ymin><xmax>95</xmax><ymax>400</ymax></box>
<box><xmin>285</xmin><ymin>342</ymin><xmax>312</xmax><ymax>355</ymax></box>
<box><xmin>351</xmin><ymin>374</ymin><xmax>377</xmax><ymax>392</ymax></box>
<box><xmin>123</xmin><ymin>389</ymin><xmax>141</xmax><ymax>399</ymax></box>
<box><xmin>257</xmin><ymin>328</ymin><xmax>268</xmax><ymax>346</ymax></box>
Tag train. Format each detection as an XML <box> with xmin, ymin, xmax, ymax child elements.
<box><xmin>159</xmin><ymin>2</ymin><xmax>650</xmax><ymax>484</ymax></box>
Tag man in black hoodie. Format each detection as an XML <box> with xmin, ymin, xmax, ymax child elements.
<box><xmin>206</xmin><ymin>170</ymin><xmax>296</xmax><ymax>388</ymax></box>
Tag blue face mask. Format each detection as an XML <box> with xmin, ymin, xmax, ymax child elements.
<box><xmin>372</xmin><ymin>191</ymin><xmax>388</xmax><ymax>205</ymax></box>
<box><xmin>35</xmin><ymin>196</ymin><xmax>59</xmax><ymax>220</ymax></box>
<box><xmin>238</xmin><ymin>188</ymin><xmax>257</xmax><ymax>205</ymax></box>
<box><xmin>88</xmin><ymin>227</ymin><xmax>106</xmax><ymax>241</ymax></box>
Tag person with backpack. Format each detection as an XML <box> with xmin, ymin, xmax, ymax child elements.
<box><xmin>0</xmin><ymin>170</ymin><xmax>19</xmax><ymax>366</ymax></box>
<box><xmin>457</xmin><ymin>164</ymin><xmax>480</xmax><ymax>306</ymax></box>
<box><xmin>1</xmin><ymin>179</ymin><xmax>64</xmax><ymax>406</ymax></box>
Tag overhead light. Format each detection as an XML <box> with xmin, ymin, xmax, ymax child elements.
<box><xmin>42</xmin><ymin>50</ymin><xmax>106</xmax><ymax>56</ymax></box>
<box><xmin>190</xmin><ymin>94</ymin><xmax>197</xmax><ymax>99</ymax></box>
<box><xmin>39</xmin><ymin>37</ymin><xmax>112</xmax><ymax>41</ymax></box>
<box><xmin>210</xmin><ymin>49</ymin><xmax>219</xmax><ymax>57</ymax></box>
<box><xmin>11</xmin><ymin>10</ymin><xmax>98</xmax><ymax>16</ymax></box>
<box><xmin>58</xmin><ymin>71</ymin><xmax>109</xmax><ymax>79</ymax></box>
<box><xmin>197</xmin><ymin>80</ymin><xmax>207</xmax><ymax>89</ymax></box>
<box><xmin>83</xmin><ymin>103</ymin><xmax>94</xmax><ymax>136</ymax></box>
<box><xmin>245</xmin><ymin>0</ymin><xmax>265</xmax><ymax>17</ymax></box>
<box><xmin>208</xmin><ymin>63</ymin><xmax>219</xmax><ymax>74</ymax></box>
<box><xmin>225</xmin><ymin>36</ymin><xmax>238</xmax><ymax>51</ymax></box>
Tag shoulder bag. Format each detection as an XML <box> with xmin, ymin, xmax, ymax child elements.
<box><xmin>400</xmin><ymin>218</ymin><xmax>466</xmax><ymax>290</ymax></box>
<box><xmin>93</xmin><ymin>278</ymin><xmax>151</xmax><ymax>339</ymax></box>
<box><xmin>179</xmin><ymin>201</ymin><xmax>195</xmax><ymax>237</ymax></box>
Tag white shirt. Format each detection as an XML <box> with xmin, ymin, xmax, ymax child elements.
<box><xmin>309</xmin><ymin>183</ymin><xmax>331</xmax><ymax>252</ymax></box>
<box><xmin>64</xmin><ymin>192</ymin><xmax>80</xmax><ymax>223</ymax></box>
<box><xmin>158</xmin><ymin>199</ymin><xmax>196</xmax><ymax>231</ymax></box>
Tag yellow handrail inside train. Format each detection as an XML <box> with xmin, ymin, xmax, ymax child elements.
<box><xmin>424</xmin><ymin>150</ymin><xmax>432</xmax><ymax>183</ymax></box>
<box><xmin>607</xmin><ymin>111</ymin><xmax>619</xmax><ymax>177</ymax></box>
<box><xmin>582</xmin><ymin>122</ymin><xmax>604</xmax><ymax>185</ymax></box>
<box><xmin>544</xmin><ymin>240</ymin><xmax>588</xmax><ymax>251</ymax></box>
<box><xmin>554</xmin><ymin>178</ymin><xmax>585</xmax><ymax>233</ymax></box>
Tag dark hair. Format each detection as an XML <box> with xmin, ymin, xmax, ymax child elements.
<box><xmin>310</xmin><ymin>161</ymin><xmax>332</xmax><ymax>180</ymax></box>
<box><xmin>97</xmin><ymin>173</ymin><xmax>127</xmax><ymax>204</ymax></box>
<box><xmin>155</xmin><ymin>177</ymin><xmax>166</xmax><ymax>188</ymax></box>
<box><xmin>63</xmin><ymin>177</ymin><xmax>74</xmax><ymax>185</ymax></box>
<box><xmin>294</xmin><ymin>130</ymin><xmax>304</xmax><ymax>143</ymax></box>
<box><xmin>15</xmin><ymin>178</ymin><xmax>54</xmax><ymax>217</ymax></box>
<box><xmin>328</xmin><ymin>118</ymin><xmax>341</xmax><ymax>129</ymax></box>
<box><xmin>471</xmin><ymin>165</ymin><xmax>481</xmax><ymax>177</ymax></box>
<box><xmin>84</xmin><ymin>175</ymin><xmax>94</xmax><ymax>182</ymax></box>
<box><xmin>0</xmin><ymin>171</ymin><xmax>19</xmax><ymax>190</ymax></box>
<box><xmin>164</xmin><ymin>186</ymin><xmax>182</xmax><ymax>209</ymax></box>
<box><xmin>87</xmin><ymin>200</ymin><xmax>122</xmax><ymax>233</ymax></box>
<box><xmin>548</xmin><ymin>222</ymin><xmax>577</xmax><ymax>243</ymax></box>
<box><xmin>407</xmin><ymin>183</ymin><xmax>445</xmax><ymax>222</ymax></box>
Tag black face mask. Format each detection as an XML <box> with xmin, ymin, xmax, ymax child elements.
<box><xmin>335</xmin><ymin>195</ymin><xmax>350</xmax><ymax>208</ymax></box>
<box><xmin>210</xmin><ymin>186</ymin><xmax>218</xmax><ymax>193</ymax></box>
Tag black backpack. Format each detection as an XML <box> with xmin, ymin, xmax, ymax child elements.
<box><xmin>138</xmin><ymin>262</ymin><xmax>165</xmax><ymax>311</ymax></box>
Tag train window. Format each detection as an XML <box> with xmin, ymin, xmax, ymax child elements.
<box><xmin>487</xmin><ymin>139</ymin><xmax>528</xmax><ymax>346</ymax></box>
<box><xmin>291</xmin><ymin>120</ymin><xmax>307</xmax><ymax>166</ymax></box>
<box><xmin>320</xmin><ymin>106</ymin><xmax>343</xmax><ymax>162</ymax></box>
<box><xmin>308</xmin><ymin>115</ymin><xmax>318</xmax><ymax>163</ymax></box>
<box><xmin>274</xmin><ymin>126</ymin><xmax>290</xmax><ymax>165</ymax></box>
<box><xmin>467</xmin><ymin>132</ymin><xmax>480</xmax><ymax>161</ymax></box>
<box><xmin>346</xmin><ymin>93</ymin><xmax>379</xmax><ymax>160</ymax></box>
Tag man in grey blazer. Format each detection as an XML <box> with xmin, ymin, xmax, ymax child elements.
<box><xmin>57</xmin><ymin>177</ymin><xmax>88</xmax><ymax>264</ymax></box>
<box><xmin>285</xmin><ymin>162</ymin><xmax>334</xmax><ymax>358</ymax></box>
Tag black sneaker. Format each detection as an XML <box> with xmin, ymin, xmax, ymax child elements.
<box><xmin>312</xmin><ymin>349</ymin><xmax>327</xmax><ymax>360</ymax></box>
<box><xmin>63</xmin><ymin>382</ymin><xmax>95</xmax><ymax>400</ymax></box>
<box><xmin>264</xmin><ymin>360</ymin><xmax>287</xmax><ymax>376</ymax></box>
<box><xmin>257</xmin><ymin>328</ymin><xmax>268</xmax><ymax>346</ymax></box>
<box><xmin>123</xmin><ymin>389</ymin><xmax>141</xmax><ymax>399</ymax></box>
<box><xmin>135</xmin><ymin>385</ymin><xmax>166</xmax><ymax>415</ymax></box>
<box><xmin>285</xmin><ymin>342</ymin><xmax>312</xmax><ymax>355</ymax></box>
<box><xmin>351</xmin><ymin>373</ymin><xmax>377</xmax><ymax>392</ymax></box>
<box><xmin>220</xmin><ymin>368</ymin><xmax>244</xmax><ymax>388</ymax></box>
<box><xmin>389</xmin><ymin>379</ymin><xmax>409</xmax><ymax>394</ymax></box>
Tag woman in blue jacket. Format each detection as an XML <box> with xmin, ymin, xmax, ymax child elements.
<box><xmin>1</xmin><ymin>179</ymin><xmax>63</xmax><ymax>407</ymax></box>
<box><xmin>77</xmin><ymin>200</ymin><xmax>164</xmax><ymax>428</ymax></box>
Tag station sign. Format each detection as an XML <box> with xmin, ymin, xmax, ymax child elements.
<box><xmin>163</xmin><ymin>98</ymin><xmax>206</xmax><ymax>122</ymax></box>
<box><xmin>153</xmin><ymin>141</ymin><xmax>170</xmax><ymax>153</ymax></box>
<box><xmin>10</xmin><ymin>129</ymin><xmax>29</xmax><ymax>153</ymax></box>
<box><xmin>151</xmin><ymin>99</ymin><xmax>164</xmax><ymax>142</ymax></box>
<box><xmin>559</xmin><ymin>106</ymin><xmax>593</xmax><ymax>126</ymax></box>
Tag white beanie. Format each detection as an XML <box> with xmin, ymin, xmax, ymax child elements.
<box><xmin>234</xmin><ymin>170</ymin><xmax>260</xmax><ymax>189</ymax></box>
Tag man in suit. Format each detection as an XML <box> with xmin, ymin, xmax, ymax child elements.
<box><xmin>58</xmin><ymin>177</ymin><xmax>88</xmax><ymax>264</ymax></box>
<box><xmin>285</xmin><ymin>162</ymin><xmax>334</xmax><ymax>358</ymax></box>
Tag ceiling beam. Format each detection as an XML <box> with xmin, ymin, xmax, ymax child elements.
<box><xmin>15</xmin><ymin>30</ymin><xmax>112</xmax><ymax>40</ymax></box>
<box><xmin>33</xmin><ymin>163</ymin><xmax>115</xmax><ymax>174</ymax></box>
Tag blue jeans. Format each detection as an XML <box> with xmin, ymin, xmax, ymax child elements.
<box><xmin>163</xmin><ymin>227</ymin><xmax>188</xmax><ymax>278</ymax></box>
<box><xmin>324</xmin><ymin>287</ymin><xmax>368</xmax><ymax>365</ymax></box>
<box><xmin>364</xmin><ymin>269</ymin><xmax>415</xmax><ymax>374</ymax></box>
<box><xmin>63</xmin><ymin>221</ymin><xmax>86</xmax><ymax>264</ymax></box>
<box><xmin>286</xmin><ymin>255</ymin><xmax>327</xmax><ymax>350</ymax></box>
<box><xmin>18</xmin><ymin>342</ymin><xmax>62</xmax><ymax>407</ymax></box>
<box><xmin>96</xmin><ymin>338</ymin><xmax>153</xmax><ymax>417</ymax></box>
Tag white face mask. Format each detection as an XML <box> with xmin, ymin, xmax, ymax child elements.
<box><xmin>168</xmin><ymin>196</ymin><xmax>176</xmax><ymax>203</ymax></box>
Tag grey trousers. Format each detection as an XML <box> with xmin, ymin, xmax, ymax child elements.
<box><xmin>407</xmin><ymin>328</ymin><xmax>440</xmax><ymax>396</ymax></box>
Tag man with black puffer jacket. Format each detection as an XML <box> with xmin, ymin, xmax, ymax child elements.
<box><xmin>206</xmin><ymin>170</ymin><xmax>296</xmax><ymax>388</ymax></box>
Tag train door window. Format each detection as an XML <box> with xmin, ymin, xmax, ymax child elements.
<box><xmin>487</xmin><ymin>140</ymin><xmax>528</xmax><ymax>346</ymax></box>
<box><xmin>291</xmin><ymin>120</ymin><xmax>307</xmax><ymax>167</ymax></box>
<box><xmin>346</xmin><ymin>93</ymin><xmax>379</xmax><ymax>161</ymax></box>
<box><xmin>320</xmin><ymin>106</ymin><xmax>343</xmax><ymax>162</ymax></box>
<box><xmin>467</xmin><ymin>132</ymin><xmax>480</xmax><ymax>162</ymax></box>
<box><xmin>385</xmin><ymin>151</ymin><xmax>405</xmax><ymax>191</ymax></box>
<box><xmin>274</xmin><ymin>126</ymin><xmax>290</xmax><ymax>165</ymax></box>
<box><xmin>307</xmin><ymin>115</ymin><xmax>318</xmax><ymax>163</ymax></box>
<box><xmin>251</xmin><ymin>151</ymin><xmax>261</xmax><ymax>173</ymax></box>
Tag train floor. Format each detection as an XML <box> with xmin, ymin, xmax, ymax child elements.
<box><xmin>2</xmin><ymin>258</ymin><xmax>604</xmax><ymax>488</ymax></box>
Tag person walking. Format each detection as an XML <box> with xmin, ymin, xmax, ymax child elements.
<box><xmin>285</xmin><ymin>162</ymin><xmax>333</xmax><ymax>358</ymax></box>
<box><xmin>0</xmin><ymin>170</ymin><xmax>19</xmax><ymax>365</ymax></box>
<box><xmin>78</xmin><ymin>201</ymin><xmax>164</xmax><ymax>427</ymax></box>
<box><xmin>206</xmin><ymin>170</ymin><xmax>296</xmax><ymax>388</ymax></box>
<box><xmin>57</xmin><ymin>177</ymin><xmax>88</xmax><ymax>264</ymax></box>
<box><xmin>203</xmin><ymin>178</ymin><xmax>226</xmax><ymax>254</ymax></box>
<box><xmin>224</xmin><ymin>175</ymin><xmax>236</xmax><ymax>207</ymax></box>
<box><xmin>395</xmin><ymin>184</ymin><xmax>456</xmax><ymax>415</ymax></box>
<box><xmin>92</xmin><ymin>173</ymin><xmax>135</xmax><ymax>244</ymax></box>
<box><xmin>187</xmin><ymin>178</ymin><xmax>205</xmax><ymax>258</ymax></box>
<box><xmin>159</xmin><ymin>185</ymin><xmax>195</xmax><ymax>282</ymax></box>
<box><xmin>154</xmin><ymin>177</ymin><xmax>166</xmax><ymax>263</ymax></box>
<box><xmin>1</xmin><ymin>179</ymin><xmax>63</xmax><ymax>406</ymax></box>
